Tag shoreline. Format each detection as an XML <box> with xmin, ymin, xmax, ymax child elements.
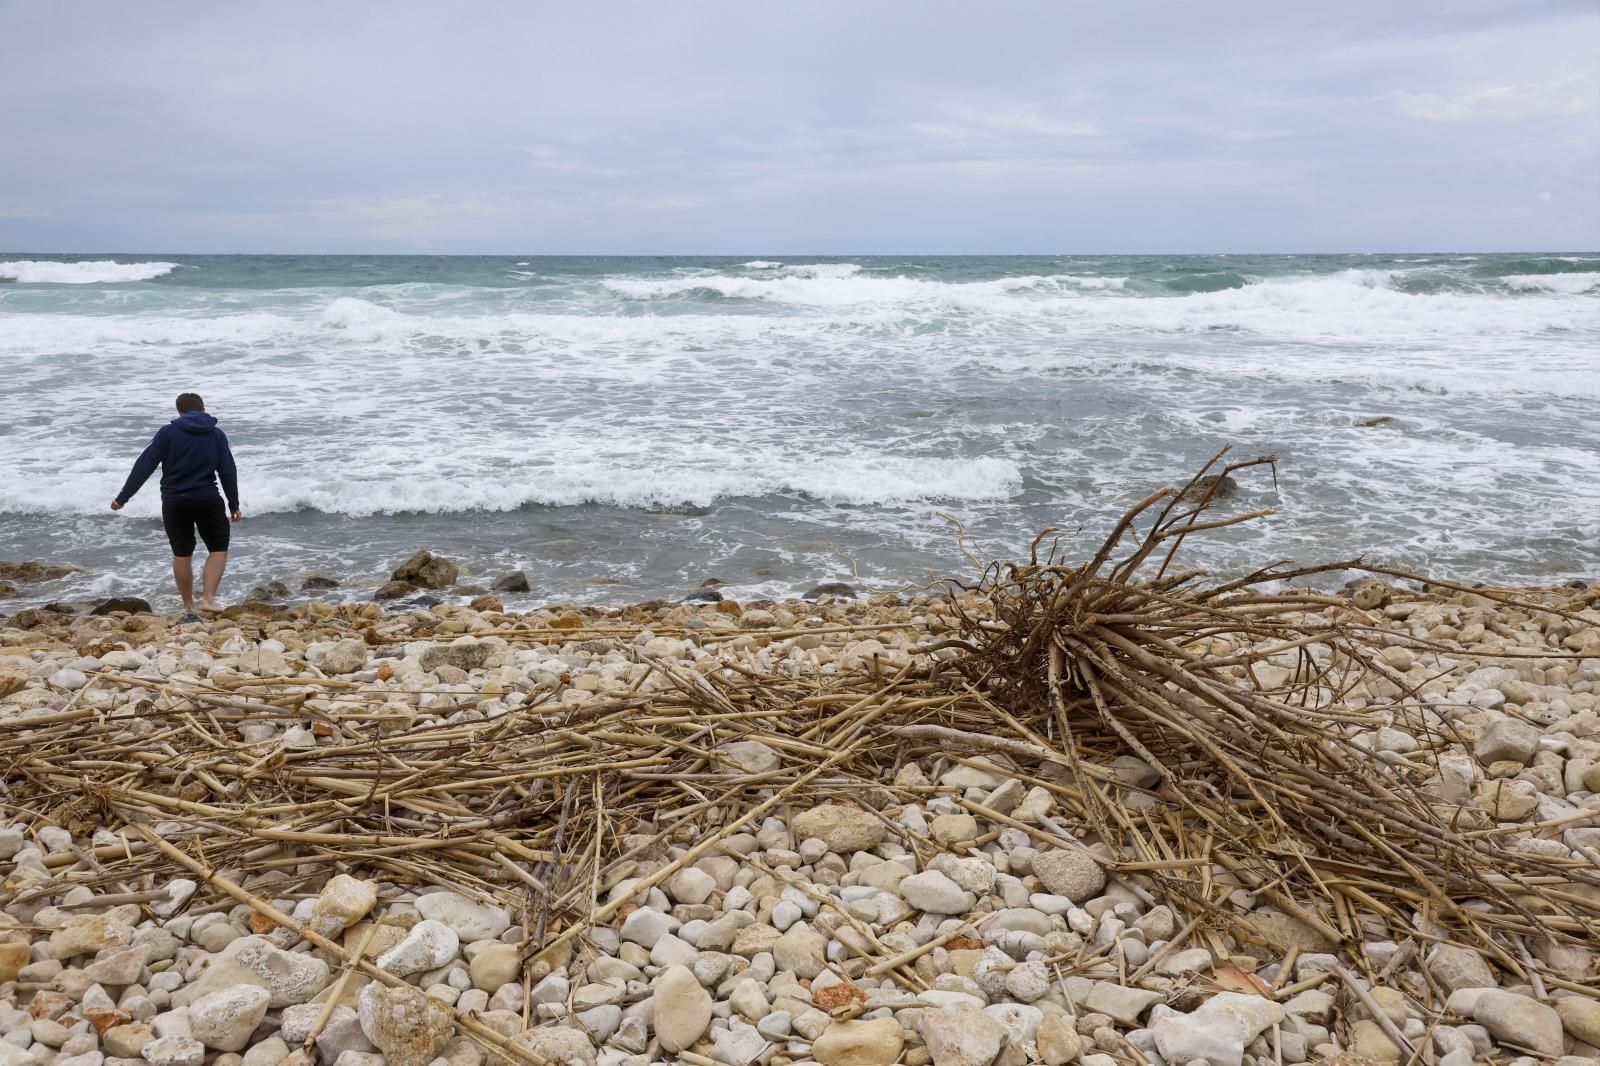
<box><xmin>3</xmin><ymin>572</ymin><xmax>1599</xmax><ymax>1063</ymax></box>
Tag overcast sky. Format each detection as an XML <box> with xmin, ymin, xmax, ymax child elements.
<box><xmin>1</xmin><ymin>1</ymin><xmax>1596</xmax><ymax>254</ymax></box>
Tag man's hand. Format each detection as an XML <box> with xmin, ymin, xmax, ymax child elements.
<box><xmin>231</xmin><ymin>509</ymin><xmax>243</xmax><ymax>523</ymax></box>
<box><xmin>110</xmin><ymin>500</ymin><xmax>123</xmax><ymax>511</ymax></box>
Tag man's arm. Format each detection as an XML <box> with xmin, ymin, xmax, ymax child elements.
<box><xmin>216</xmin><ymin>429</ymin><xmax>241</xmax><ymax>515</ymax></box>
<box><xmin>114</xmin><ymin>431</ymin><xmax>165</xmax><ymax>507</ymax></box>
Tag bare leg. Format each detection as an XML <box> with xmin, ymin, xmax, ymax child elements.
<box><xmin>199</xmin><ymin>551</ymin><xmax>228</xmax><ymax>611</ymax></box>
<box><xmin>171</xmin><ymin>557</ymin><xmax>194</xmax><ymax>605</ymax></box>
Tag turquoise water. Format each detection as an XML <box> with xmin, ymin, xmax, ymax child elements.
<box><xmin>1</xmin><ymin>253</ymin><xmax>1596</xmax><ymax>608</ymax></box>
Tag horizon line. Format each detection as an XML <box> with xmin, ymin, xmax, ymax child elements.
<box><xmin>4</xmin><ymin>248</ymin><xmax>1597</xmax><ymax>258</ymax></box>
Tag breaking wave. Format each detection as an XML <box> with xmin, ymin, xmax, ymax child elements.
<box><xmin>0</xmin><ymin>259</ymin><xmax>179</xmax><ymax>284</ymax></box>
<box><xmin>0</xmin><ymin>454</ymin><xmax>1024</xmax><ymax>518</ymax></box>
<box><xmin>1501</xmin><ymin>272</ymin><xmax>1600</xmax><ymax>294</ymax></box>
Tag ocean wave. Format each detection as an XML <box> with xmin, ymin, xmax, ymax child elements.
<box><xmin>742</xmin><ymin>260</ymin><xmax>782</xmax><ymax>269</ymax></box>
<box><xmin>1160</xmin><ymin>271</ymin><xmax>1250</xmax><ymax>294</ymax></box>
<box><xmin>1501</xmin><ymin>272</ymin><xmax>1600</xmax><ymax>294</ymax></box>
<box><xmin>0</xmin><ymin>259</ymin><xmax>179</xmax><ymax>284</ymax></box>
<box><xmin>0</xmin><ymin>455</ymin><xmax>1023</xmax><ymax>518</ymax></box>
<box><xmin>601</xmin><ymin>268</ymin><xmax>1104</xmax><ymax>308</ymax></box>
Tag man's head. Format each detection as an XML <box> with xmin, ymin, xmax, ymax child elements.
<box><xmin>176</xmin><ymin>393</ymin><xmax>205</xmax><ymax>414</ymax></box>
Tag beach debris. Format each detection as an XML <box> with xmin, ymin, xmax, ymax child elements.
<box><xmin>2</xmin><ymin>456</ymin><xmax>1597</xmax><ymax>1065</ymax></box>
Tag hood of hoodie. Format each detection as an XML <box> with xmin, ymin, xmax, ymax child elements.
<box><xmin>172</xmin><ymin>411</ymin><xmax>219</xmax><ymax>434</ymax></box>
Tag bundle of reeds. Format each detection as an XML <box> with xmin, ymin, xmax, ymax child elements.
<box><xmin>3</xmin><ymin>453</ymin><xmax>1595</xmax><ymax>1060</ymax></box>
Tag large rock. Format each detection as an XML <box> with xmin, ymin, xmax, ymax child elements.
<box><xmin>812</xmin><ymin>1011</ymin><xmax>902</xmax><ymax>1062</ymax></box>
<box><xmin>83</xmin><ymin>946</ymin><xmax>145</xmax><ymax>985</ymax></box>
<box><xmin>320</xmin><ymin>638</ymin><xmax>369</xmax><ymax>676</ymax></box>
<box><xmin>0</xmin><ymin>941</ymin><xmax>28</xmax><ymax>983</ymax></box>
<box><xmin>652</xmin><ymin>964</ymin><xmax>713</xmax><ymax>1053</ymax></box>
<box><xmin>1036</xmin><ymin>1014</ymin><xmax>1081</xmax><ymax>1066</ymax></box>
<box><xmin>921</xmin><ymin>1004</ymin><xmax>1006</xmax><ymax>1066</ymax></box>
<box><xmin>1471</xmin><ymin>989</ymin><xmax>1563</xmax><ymax>1057</ymax></box>
<box><xmin>313</xmin><ymin>1005</ymin><xmax>374</xmax><ymax>1062</ymax></box>
<box><xmin>90</xmin><ymin>597</ymin><xmax>152</xmax><ymax>616</ymax></box>
<box><xmin>102</xmin><ymin>1023</ymin><xmax>154</xmax><ymax>1058</ymax></box>
<box><xmin>790</xmin><ymin>804</ymin><xmax>885</xmax><ymax>853</ymax></box>
<box><xmin>0</xmin><ymin>561</ymin><xmax>78</xmax><ymax>582</ymax></box>
<box><xmin>514</xmin><ymin>1026</ymin><xmax>596</xmax><ymax>1066</ymax></box>
<box><xmin>393</xmin><ymin>551</ymin><xmax>460</xmax><ymax>590</ymax></box>
<box><xmin>309</xmin><ymin>875</ymin><xmax>379</xmax><ymax>937</ymax></box>
<box><xmin>140</xmin><ymin>1036</ymin><xmax>205</xmax><ymax>1066</ymax></box>
<box><xmin>772</xmin><ymin>926</ymin><xmax>828</xmax><ymax>979</ymax></box>
<box><xmin>1474</xmin><ymin>779</ymin><xmax>1539</xmax><ymax>821</ymax></box>
<box><xmin>899</xmin><ymin>871</ymin><xmax>976</xmax><ymax>915</ymax></box>
<box><xmin>190</xmin><ymin>986</ymin><xmax>271</xmax><ymax>1051</ymax></box>
<box><xmin>1475</xmin><ymin>719</ymin><xmax>1539</xmax><ymax>766</ymax></box>
<box><xmin>718</xmin><ymin>740</ymin><xmax>782</xmax><ymax>775</ymax></box>
<box><xmin>470</xmin><ymin>943</ymin><xmax>521</xmax><ymax>992</ymax></box>
<box><xmin>491</xmin><ymin>571</ymin><xmax>531</xmax><ymax>593</ymax></box>
<box><xmin>1030</xmin><ymin>849</ymin><xmax>1106</xmax><ymax>903</ymax></box>
<box><xmin>709</xmin><ymin>1019</ymin><xmax>766</xmax><ymax>1065</ymax></box>
<box><xmin>48</xmin><ymin>915</ymin><xmax>133</xmax><ymax>959</ymax></box>
<box><xmin>1238</xmin><ymin>909</ymin><xmax>1336</xmax><ymax>954</ymax></box>
<box><xmin>179</xmin><ymin>936</ymin><xmax>331</xmax><ymax>1007</ymax></box>
<box><xmin>1425</xmin><ymin>943</ymin><xmax>1497</xmax><ymax>994</ymax></box>
<box><xmin>1084</xmin><ymin>982</ymin><xmax>1163</xmax><ymax>1025</ymax></box>
<box><xmin>357</xmin><ymin>982</ymin><xmax>453</xmax><ymax>1066</ymax></box>
<box><xmin>1152</xmin><ymin>992</ymin><xmax>1287</xmax><ymax>1066</ymax></box>
<box><xmin>1556</xmin><ymin>995</ymin><xmax>1600</xmax><ymax>1046</ymax></box>
<box><xmin>375</xmin><ymin>920</ymin><xmax>459</xmax><ymax>976</ymax></box>
<box><xmin>244</xmin><ymin>581</ymin><xmax>291</xmax><ymax>604</ymax></box>
<box><xmin>419</xmin><ymin>638</ymin><xmax>492</xmax><ymax>673</ymax></box>
<box><xmin>414</xmin><ymin>891</ymin><xmax>511</xmax><ymax>943</ymax></box>
<box><xmin>1180</xmin><ymin>474</ymin><xmax>1238</xmax><ymax>502</ymax></box>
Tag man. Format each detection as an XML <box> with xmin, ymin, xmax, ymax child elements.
<box><xmin>111</xmin><ymin>393</ymin><xmax>242</xmax><ymax>616</ymax></box>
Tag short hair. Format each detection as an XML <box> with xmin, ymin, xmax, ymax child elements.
<box><xmin>176</xmin><ymin>393</ymin><xmax>205</xmax><ymax>414</ymax></box>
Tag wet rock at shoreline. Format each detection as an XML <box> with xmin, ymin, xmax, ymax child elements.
<box><xmin>0</xmin><ymin>561</ymin><xmax>79</xmax><ymax>583</ymax></box>
<box><xmin>301</xmin><ymin>573</ymin><xmax>341</xmax><ymax>591</ymax></box>
<box><xmin>89</xmin><ymin>596</ymin><xmax>153</xmax><ymax>616</ymax></box>
<box><xmin>392</xmin><ymin>550</ymin><xmax>460</xmax><ymax>590</ymax></box>
<box><xmin>244</xmin><ymin>581</ymin><xmax>292</xmax><ymax>604</ymax></box>
<box><xmin>805</xmin><ymin>581</ymin><xmax>858</xmax><ymax>600</ymax></box>
<box><xmin>491</xmin><ymin>571</ymin><xmax>530</xmax><ymax>593</ymax></box>
<box><xmin>1179</xmin><ymin>474</ymin><xmax>1238</xmax><ymax>502</ymax></box>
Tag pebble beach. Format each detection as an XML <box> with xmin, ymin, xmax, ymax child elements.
<box><xmin>3</xmin><ymin>561</ymin><xmax>1599</xmax><ymax>1066</ymax></box>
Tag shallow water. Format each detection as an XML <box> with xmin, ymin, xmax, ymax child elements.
<box><xmin>1</xmin><ymin>252</ymin><xmax>1597</xmax><ymax>609</ymax></box>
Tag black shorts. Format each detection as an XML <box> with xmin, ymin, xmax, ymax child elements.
<box><xmin>162</xmin><ymin>497</ymin><xmax>230</xmax><ymax>557</ymax></box>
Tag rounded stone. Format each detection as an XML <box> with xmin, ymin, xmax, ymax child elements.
<box><xmin>190</xmin><ymin>986</ymin><xmax>272</xmax><ymax>1052</ymax></box>
<box><xmin>1031</xmin><ymin>849</ymin><xmax>1107</xmax><ymax>903</ymax></box>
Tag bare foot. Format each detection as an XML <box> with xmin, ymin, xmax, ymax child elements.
<box><xmin>198</xmin><ymin>599</ymin><xmax>223</xmax><ymax>613</ymax></box>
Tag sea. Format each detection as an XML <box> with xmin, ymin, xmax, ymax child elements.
<box><xmin>1</xmin><ymin>253</ymin><xmax>1597</xmax><ymax>610</ymax></box>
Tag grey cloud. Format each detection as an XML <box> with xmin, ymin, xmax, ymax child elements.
<box><xmin>1</xmin><ymin>0</ymin><xmax>1595</xmax><ymax>252</ymax></box>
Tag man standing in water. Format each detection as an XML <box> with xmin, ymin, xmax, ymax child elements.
<box><xmin>111</xmin><ymin>393</ymin><xmax>242</xmax><ymax>616</ymax></box>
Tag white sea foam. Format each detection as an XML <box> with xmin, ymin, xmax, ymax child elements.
<box><xmin>1501</xmin><ymin>272</ymin><xmax>1600</xmax><ymax>294</ymax></box>
<box><xmin>601</xmin><ymin>268</ymin><xmax>1097</xmax><ymax>308</ymax></box>
<box><xmin>0</xmin><ymin>453</ymin><xmax>1022</xmax><ymax>517</ymax></box>
<box><xmin>0</xmin><ymin>259</ymin><xmax>179</xmax><ymax>283</ymax></box>
<box><xmin>742</xmin><ymin>260</ymin><xmax>783</xmax><ymax>269</ymax></box>
<box><xmin>3</xmin><ymin>255</ymin><xmax>1596</xmax><ymax>598</ymax></box>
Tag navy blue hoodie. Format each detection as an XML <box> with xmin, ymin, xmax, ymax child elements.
<box><xmin>116</xmin><ymin>411</ymin><xmax>240</xmax><ymax>510</ymax></box>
